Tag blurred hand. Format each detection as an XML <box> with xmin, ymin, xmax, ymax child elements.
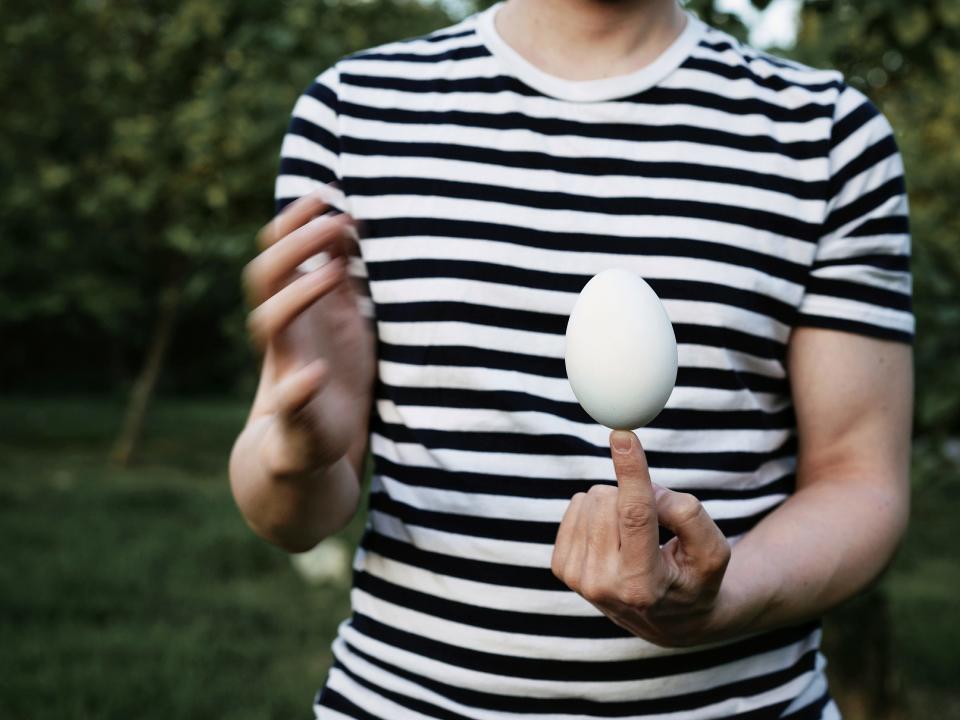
<box><xmin>242</xmin><ymin>190</ymin><xmax>376</xmax><ymax>480</ymax></box>
<box><xmin>552</xmin><ymin>430</ymin><xmax>733</xmax><ymax>647</ymax></box>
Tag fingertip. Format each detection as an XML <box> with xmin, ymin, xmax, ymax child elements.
<box><xmin>610</xmin><ymin>430</ymin><xmax>634</xmax><ymax>454</ymax></box>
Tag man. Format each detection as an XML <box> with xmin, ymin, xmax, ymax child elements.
<box><xmin>230</xmin><ymin>0</ymin><xmax>913</xmax><ymax>717</ymax></box>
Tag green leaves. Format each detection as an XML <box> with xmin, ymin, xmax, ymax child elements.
<box><xmin>0</xmin><ymin>0</ymin><xmax>452</xmax><ymax>391</ymax></box>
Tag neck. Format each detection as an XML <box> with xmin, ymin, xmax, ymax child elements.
<box><xmin>494</xmin><ymin>0</ymin><xmax>686</xmax><ymax>82</ymax></box>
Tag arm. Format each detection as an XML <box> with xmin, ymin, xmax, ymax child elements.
<box><xmin>714</xmin><ymin>327</ymin><xmax>912</xmax><ymax>634</ymax></box>
<box><xmin>551</xmin><ymin>327</ymin><xmax>913</xmax><ymax>647</ymax></box>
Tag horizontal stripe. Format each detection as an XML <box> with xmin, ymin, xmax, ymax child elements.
<box><xmin>343</xmin><ymin>136</ymin><xmax>827</xmax><ymax>202</ymax></box>
<box><xmin>372</xmin><ymin>454</ymin><xmax>796</xmax><ymax>501</ymax></box>
<box><xmin>335</xmin><ymin>637</ymin><xmax>819</xmax><ymax>716</ymax></box>
<box><xmin>348</xmin><ymin>176</ymin><xmax>820</xmax><ymax>242</ymax></box>
<box><xmin>348</xmin><ymin>611</ymin><xmax>820</xmax><ymax>682</ymax></box>
<box><xmin>337</xmin><ymin>101</ymin><xmax>831</xmax><ymax>161</ymax></box>
<box><xmin>376</xmin><ymin>381</ymin><xmax>796</xmax><ymax>430</ymax></box>
<box><xmin>361</xmin><ymin>218</ymin><xmax>810</xmax><ymax>281</ymax></box>
<box><xmin>367</xmin><ymin>485</ymin><xmax>779</xmax><ymax>543</ymax></box>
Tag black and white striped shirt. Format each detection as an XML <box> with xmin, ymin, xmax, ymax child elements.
<box><xmin>275</xmin><ymin>4</ymin><xmax>913</xmax><ymax>718</ymax></box>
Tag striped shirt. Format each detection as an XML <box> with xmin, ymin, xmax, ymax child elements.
<box><xmin>274</xmin><ymin>4</ymin><xmax>913</xmax><ymax>718</ymax></box>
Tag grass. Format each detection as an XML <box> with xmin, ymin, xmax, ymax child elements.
<box><xmin>0</xmin><ymin>395</ymin><xmax>957</xmax><ymax>719</ymax></box>
<box><xmin>0</xmin><ymin>396</ymin><xmax>362</xmax><ymax>720</ymax></box>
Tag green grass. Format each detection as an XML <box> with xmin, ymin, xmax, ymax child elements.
<box><xmin>0</xmin><ymin>395</ymin><xmax>957</xmax><ymax>718</ymax></box>
<box><xmin>0</xmin><ymin>396</ymin><xmax>362</xmax><ymax>720</ymax></box>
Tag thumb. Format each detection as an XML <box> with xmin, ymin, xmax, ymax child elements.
<box><xmin>611</xmin><ymin>430</ymin><xmax>660</xmax><ymax>565</ymax></box>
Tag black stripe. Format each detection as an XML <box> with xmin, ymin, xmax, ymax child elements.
<box><xmin>338</xmin><ymin>100</ymin><xmax>831</xmax><ymax>161</ymax></box>
<box><xmin>304</xmin><ymin>78</ymin><xmax>339</xmax><ymax>113</ymax></box>
<box><xmin>366</xmin><ymin>258</ymin><xmax>798</xmax><ymax>322</ymax></box>
<box><xmin>338</xmin><ymin>634</ymin><xmax>819</xmax><ymax>716</ymax></box>
<box><xmin>342</xmin><ymin>135</ymin><xmax>828</xmax><ymax>201</ymax></box>
<box><xmin>682</xmin><ymin>56</ymin><xmax>842</xmax><ymax>95</ymax></box>
<box><xmin>362</xmin><ymin>217</ymin><xmax>809</xmax><ymax>284</ymax></box>
<box><xmin>368</xmin><ymin>485</ymin><xmax>781</xmax><ymax>542</ymax></box>
<box><xmin>348</xmin><ymin>611</ymin><xmax>821</xmax><ymax>682</ymax></box>
<box><xmin>830</xmin><ymin>99</ymin><xmax>879</xmax><ymax>150</ymax></box>
<box><xmin>277</xmin><ymin>157</ymin><xmax>336</xmax><ymax>186</ymax></box>
<box><xmin>372</xmin><ymin>454</ymin><xmax>796</xmax><ymax>501</ymax></box>
<box><xmin>346</xmin><ymin>44</ymin><xmax>490</xmax><ymax>63</ymax></box>
<box><xmin>341</xmin><ymin>70</ymin><xmax>833</xmax><ymax>123</ymax></box>
<box><xmin>696</xmin><ymin>39</ymin><xmax>813</xmax><ymax>74</ymax></box>
<box><xmin>286</xmin><ymin>116</ymin><xmax>339</xmax><ymax>156</ymax></box>
<box><xmin>846</xmin><ymin>214</ymin><xmax>909</xmax><ymax>238</ymax></box>
<box><xmin>374</xmin><ymin>414</ymin><xmax>797</xmax><ymax>467</ymax></box>
<box><xmin>794</xmin><ymin>313</ymin><xmax>913</xmax><ymax>344</ymax></box>
<box><xmin>332</xmin><ymin>659</ymin><xmax>470</xmax><ymax>719</ymax></box>
<box><xmin>418</xmin><ymin>28</ymin><xmax>476</xmax><ymax>44</ymax></box>
<box><xmin>810</xmin><ymin>253</ymin><xmax>909</xmax><ymax>273</ymax></box>
<box><xmin>805</xmin><ymin>276</ymin><xmax>911</xmax><ymax>312</ymax></box>
<box><xmin>824</xmin><ymin>176</ymin><xmax>906</xmax><ymax>236</ymax></box>
<box><xmin>362</xmin><ymin>530</ymin><xmax>562</xmax><ymax>590</ymax></box>
<box><xmin>376</xmin><ymin>301</ymin><xmax>787</xmax><ymax>358</ymax></box>
<box><xmin>316</xmin><ymin>686</ymin><xmax>379</xmax><ymax>720</ymax></box>
<box><xmin>376</xmin><ymin>382</ymin><xmax>797</xmax><ymax>430</ymax></box>
<box><xmin>377</xmin><ymin>340</ymin><xmax>790</xmax><ymax>392</ymax></box>
<box><xmin>355</xmin><ymin>570</ymin><xmax>629</xmax><ymax>638</ymax></box>
<box><xmin>828</xmin><ymin>134</ymin><xmax>898</xmax><ymax>199</ymax></box>
<box><xmin>348</xmin><ymin>176</ymin><xmax>820</xmax><ymax>242</ymax></box>
<box><xmin>784</xmin><ymin>691</ymin><xmax>832</xmax><ymax>719</ymax></box>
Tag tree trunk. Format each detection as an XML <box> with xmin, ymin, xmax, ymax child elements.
<box><xmin>111</xmin><ymin>278</ymin><xmax>182</xmax><ymax>467</ymax></box>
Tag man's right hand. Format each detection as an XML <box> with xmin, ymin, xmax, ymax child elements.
<box><xmin>242</xmin><ymin>190</ymin><xmax>376</xmax><ymax>482</ymax></box>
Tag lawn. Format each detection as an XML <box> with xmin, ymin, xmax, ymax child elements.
<box><xmin>0</xmin><ymin>396</ymin><xmax>957</xmax><ymax>719</ymax></box>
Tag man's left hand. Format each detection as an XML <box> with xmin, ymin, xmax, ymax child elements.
<box><xmin>551</xmin><ymin>430</ymin><xmax>735</xmax><ymax>648</ymax></box>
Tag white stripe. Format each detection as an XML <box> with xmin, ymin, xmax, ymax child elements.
<box><xmin>342</xmin><ymin>83</ymin><xmax>833</xmax><ymax>146</ymax></box>
<box><xmin>352</xmin><ymin>194</ymin><xmax>813</xmax><ymax>255</ymax></box>
<box><xmin>346</xmin><ymin>152</ymin><xmax>825</xmax><ymax>219</ymax></box>
<box><xmin>376</xmin><ymin>401</ymin><xmax>791</xmax><ymax>452</ymax></box>
<box><xmin>334</xmin><ymin>625</ymin><xmax>822</xmax><ymax>714</ymax></box>
<box><xmin>360</xmin><ymin>236</ymin><xmax>810</xmax><ymax>290</ymax></box>
<box><xmin>340</xmin><ymin>114</ymin><xmax>830</xmax><ymax>184</ymax></box>
<box><xmin>370</xmin><ymin>432</ymin><xmax>798</xmax><ymax>488</ymax></box>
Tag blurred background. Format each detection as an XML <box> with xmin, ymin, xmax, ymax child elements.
<box><xmin>1</xmin><ymin>0</ymin><xmax>957</xmax><ymax>717</ymax></box>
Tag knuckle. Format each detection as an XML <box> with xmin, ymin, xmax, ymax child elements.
<box><xmin>580</xmin><ymin>576</ymin><xmax>614</xmax><ymax>605</ymax></box>
<box><xmin>618</xmin><ymin>501</ymin><xmax>657</xmax><ymax>531</ymax></box>
<box><xmin>671</xmin><ymin>493</ymin><xmax>703</xmax><ymax>525</ymax></box>
<box><xmin>617</xmin><ymin>583</ymin><xmax>657</xmax><ymax>610</ymax></box>
<box><xmin>705</xmin><ymin>540</ymin><xmax>732</xmax><ymax>575</ymax></box>
<box><xmin>587</xmin><ymin>483</ymin><xmax>616</xmax><ymax>499</ymax></box>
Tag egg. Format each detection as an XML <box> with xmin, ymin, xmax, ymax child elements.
<box><xmin>564</xmin><ymin>269</ymin><xmax>677</xmax><ymax>430</ymax></box>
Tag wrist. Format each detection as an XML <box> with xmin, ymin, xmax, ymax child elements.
<box><xmin>704</xmin><ymin>552</ymin><xmax>777</xmax><ymax>642</ymax></box>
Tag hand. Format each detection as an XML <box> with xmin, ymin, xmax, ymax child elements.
<box><xmin>551</xmin><ymin>430</ymin><xmax>735</xmax><ymax>647</ymax></box>
<box><xmin>242</xmin><ymin>190</ymin><xmax>376</xmax><ymax>478</ymax></box>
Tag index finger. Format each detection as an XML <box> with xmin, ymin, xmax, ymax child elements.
<box><xmin>610</xmin><ymin>430</ymin><xmax>661</xmax><ymax>566</ymax></box>
<box><xmin>258</xmin><ymin>189</ymin><xmax>330</xmax><ymax>250</ymax></box>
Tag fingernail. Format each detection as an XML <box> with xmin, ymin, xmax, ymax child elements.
<box><xmin>611</xmin><ymin>431</ymin><xmax>633</xmax><ymax>453</ymax></box>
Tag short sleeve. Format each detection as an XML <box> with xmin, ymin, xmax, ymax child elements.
<box><xmin>796</xmin><ymin>85</ymin><xmax>913</xmax><ymax>343</ymax></box>
<box><xmin>274</xmin><ymin>67</ymin><xmax>373</xmax><ymax>319</ymax></box>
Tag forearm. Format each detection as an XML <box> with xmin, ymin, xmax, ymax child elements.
<box><xmin>715</xmin><ymin>471</ymin><xmax>909</xmax><ymax>637</ymax></box>
<box><xmin>229</xmin><ymin>414</ymin><xmax>362</xmax><ymax>553</ymax></box>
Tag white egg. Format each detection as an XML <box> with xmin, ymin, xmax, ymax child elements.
<box><xmin>564</xmin><ymin>269</ymin><xmax>677</xmax><ymax>430</ymax></box>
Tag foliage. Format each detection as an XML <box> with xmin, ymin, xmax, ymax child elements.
<box><xmin>0</xmin><ymin>0</ymin><xmax>453</xmax><ymax>393</ymax></box>
<box><xmin>1</xmin><ymin>0</ymin><xmax>958</xmax><ymax>437</ymax></box>
<box><xmin>787</xmin><ymin>0</ymin><xmax>960</xmax><ymax>440</ymax></box>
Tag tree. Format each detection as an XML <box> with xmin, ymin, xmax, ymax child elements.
<box><xmin>0</xmin><ymin>0</ymin><xmax>454</xmax><ymax>463</ymax></box>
